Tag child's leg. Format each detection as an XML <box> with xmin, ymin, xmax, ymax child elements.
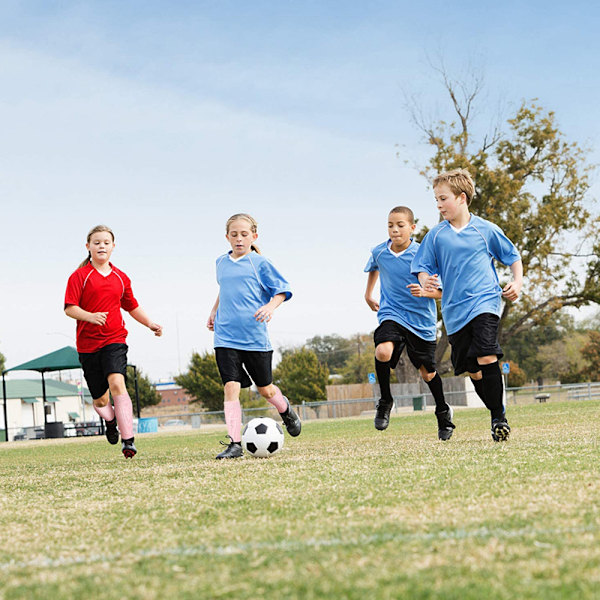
<box><xmin>477</xmin><ymin>356</ymin><xmax>505</xmax><ymax>420</ymax></box>
<box><xmin>108</xmin><ymin>373</ymin><xmax>134</xmax><ymax>440</ymax></box>
<box><xmin>92</xmin><ymin>391</ymin><xmax>115</xmax><ymax>421</ymax></box>
<box><xmin>468</xmin><ymin>371</ymin><xmax>487</xmax><ymax>404</ymax></box>
<box><xmin>223</xmin><ymin>381</ymin><xmax>243</xmax><ymax>443</ymax></box>
<box><xmin>258</xmin><ymin>383</ymin><xmax>288</xmax><ymax>413</ymax></box>
<box><xmin>419</xmin><ymin>367</ymin><xmax>450</xmax><ymax>414</ymax></box>
<box><xmin>375</xmin><ymin>342</ymin><xmax>395</xmax><ymax>403</ymax></box>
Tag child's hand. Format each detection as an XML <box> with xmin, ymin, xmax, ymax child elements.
<box><xmin>206</xmin><ymin>312</ymin><xmax>216</xmax><ymax>331</ymax></box>
<box><xmin>365</xmin><ymin>296</ymin><xmax>380</xmax><ymax>311</ymax></box>
<box><xmin>88</xmin><ymin>312</ymin><xmax>108</xmax><ymax>326</ymax></box>
<box><xmin>422</xmin><ymin>274</ymin><xmax>440</xmax><ymax>293</ymax></box>
<box><xmin>149</xmin><ymin>322</ymin><xmax>163</xmax><ymax>337</ymax></box>
<box><xmin>502</xmin><ymin>280</ymin><xmax>522</xmax><ymax>301</ymax></box>
<box><xmin>255</xmin><ymin>304</ymin><xmax>274</xmax><ymax>323</ymax></box>
<box><xmin>407</xmin><ymin>283</ymin><xmax>425</xmax><ymax>297</ymax></box>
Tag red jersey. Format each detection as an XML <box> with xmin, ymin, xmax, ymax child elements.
<box><xmin>64</xmin><ymin>263</ymin><xmax>139</xmax><ymax>353</ymax></box>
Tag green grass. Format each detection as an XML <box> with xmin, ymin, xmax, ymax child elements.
<box><xmin>1</xmin><ymin>402</ymin><xmax>599</xmax><ymax>599</ymax></box>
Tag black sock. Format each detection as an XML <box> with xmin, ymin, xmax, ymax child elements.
<box><xmin>122</xmin><ymin>436</ymin><xmax>135</xmax><ymax>444</ymax></box>
<box><xmin>106</xmin><ymin>417</ymin><xmax>116</xmax><ymax>426</ymax></box>
<box><xmin>425</xmin><ymin>373</ymin><xmax>450</xmax><ymax>414</ymax></box>
<box><xmin>375</xmin><ymin>358</ymin><xmax>393</xmax><ymax>403</ymax></box>
<box><xmin>479</xmin><ymin>362</ymin><xmax>505</xmax><ymax>420</ymax></box>
<box><xmin>470</xmin><ymin>376</ymin><xmax>486</xmax><ymax>404</ymax></box>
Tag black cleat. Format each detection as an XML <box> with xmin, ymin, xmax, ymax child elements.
<box><xmin>122</xmin><ymin>437</ymin><xmax>137</xmax><ymax>458</ymax></box>
<box><xmin>436</xmin><ymin>406</ymin><xmax>456</xmax><ymax>441</ymax></box>
<box><xmin>491</xmin><ymin>418</ymin><xmax>511</xmax><ymax>442</ymax></box>
<box><xmin>280</xmin><ymin>398</ymin><xmax>301</xmax><ymax>437</ymax></box>
<box><xmin>216</xmin><ymin>436</ymin><xmax>243</xmax><ymax>459</ymax></box>
<box><xmin>374</xmin><ymin>400</ymin><xmax>393</xmax><ymax>431</ymax></box>
<box><xmin>105</xmin><ymin>417</ymin><xmax>119</xmax><ymax>445</ymax></box>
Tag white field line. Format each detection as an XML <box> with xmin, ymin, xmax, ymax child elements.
<box><xmin>0</xmin><ymin>524</ymin><xmax>597</xmax><ymax>573</ymax></box>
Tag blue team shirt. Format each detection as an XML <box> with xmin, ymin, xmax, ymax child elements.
<box><xmin>364</xmin><ymin>240</ymin><xmax>438</xmax><ymax>341</ymax></box>
<box><xmin>214</xmin><ymin>251</ymin><xmax>292</xmax><ymax>351</ymax></box>
<box><xmin>410</xmin><ymin>215</ymin><xmax>521</xmax><ymax>335</ymax></box>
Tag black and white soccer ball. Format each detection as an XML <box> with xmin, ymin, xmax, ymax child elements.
<box><xmin>242</xmin><ymin>417</ymin><xmax>284</xmax><ymax>458</ymax></box>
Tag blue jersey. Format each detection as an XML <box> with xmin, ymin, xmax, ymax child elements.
<box><xmin>411</xmin><ymin>215</ymin><xmax>520</xmax><ymax>335</ymax></box>
<box><xmin>364</xmin><ymin>240</ymin><xmax>438</xmax><ymax>341</ymax></box>
<box><xmin>214</xmin><ymin>252</ymin><xmax>292</xmax><ymax>351</ymax></box>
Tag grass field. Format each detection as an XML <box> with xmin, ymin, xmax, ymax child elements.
<box><xmin>1</xmin><ymin>401</ymin><xmax>599</xmax><ymax>600</ymax></box>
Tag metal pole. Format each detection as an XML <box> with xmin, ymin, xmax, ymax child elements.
<box><xmin>41</xmin><ymin>372</ymin><xmax>48</xmax><ymax>431</ymax></box>
<box><xmin>2</xmin><ymin>372</ymin><xmax>8</xmax><ymax>442</ymax></box>
<box><xmin>132</xmin><ymin>365</ymin><xmax>141</xmax><ymax>418</ymax></box>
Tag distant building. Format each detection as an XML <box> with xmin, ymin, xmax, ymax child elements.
<box><xmin>1</xmin><ymin>379</ymin><xmax>97</xmax><ymax>441</ymax></box>
<box><xmin>154</xmin><ymin>382</ymin><xmax>194</xmax><ymax>408</ymax></box>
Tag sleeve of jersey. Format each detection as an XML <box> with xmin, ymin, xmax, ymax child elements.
<box><xmin>259</xmin><ymin>260</ymin><xmax>292</xmax><ymax>301</ymax></box>
<box><xmin>364</xmin><ymin>251</ymin><xmax>378</xmax><ymax>273</ymax></box>
<box><xmin>487</xmin><ymin>224</ymin><xmax>521</xmax><ymax>266</ymax></box>
<box><xmin>64</xmin><ymin>270</ymin><xmax>83</xmax><ymax>308</ymax></box>
<box><xmin>410</xmin><ymin>232</ymin><xmax>438</xmax><ymax>275</ymax></box>
<box><xmin>120</xmin><ymin>274</ymin><xmax>140</xmax><ymax>312</ymax></box>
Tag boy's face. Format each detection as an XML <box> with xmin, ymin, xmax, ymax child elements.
<box><xmin>434</xmin><ymin>183</ymin><xmax>468</xmax><ymax>222</ymax></box>
<box><xmin>388</xmin><ymin>212</ymin><xmax>415</xmax><ymax>249</ymax></box>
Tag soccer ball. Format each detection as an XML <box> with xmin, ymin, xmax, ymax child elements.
<box><xmin>242</xmin><ymin>417</ymin><xmax>284</xmax><ymax>458</ymax></box>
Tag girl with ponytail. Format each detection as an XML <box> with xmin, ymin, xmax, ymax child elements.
<box><xmin>64</xmin><ymin>225</ymin><xmax>163</xmax><ymax>458</ymax></box>
<box><xmin>207</xmin><ymin>213</ymin><xmax>301</xmax><ymax>459</ymax></box>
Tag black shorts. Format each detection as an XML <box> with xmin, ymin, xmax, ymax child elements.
<box><xmin>215</xmin><ymin>347</ymin><xmax>273</xmax><ymax>388</ymax></box>
<box><xmin>447</xmin><ymin>313</ymin><xmax>503</xmax><ymax>375</ymax></box>
<box><xmin>373</xmin><ymin>320</ymin><xmax>437</xmax><ymax>373</ymax></box>
<box><xmin>79</xmin><ymin>343</ymin><xmax>128</xmax><ymax>400</ymax></box>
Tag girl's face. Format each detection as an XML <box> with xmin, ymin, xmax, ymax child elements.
<box><xmin>226</xmin><ymin>219</ymin><xmax>257</xmax><ymax>257</ymax></box>
<box><xmin>434</xmin><ymin>183</ymin><xmax>468</xmax><ymax>222</ymax></box>
<box><xmin>388</xmin><ymin>212</ymin><xmax>415</xmax><ymax>251</ymax></box>
<box><xmin>86</xmin><ymin>231</ymin><xmax>115</xmax><ymax>265</ymax></box>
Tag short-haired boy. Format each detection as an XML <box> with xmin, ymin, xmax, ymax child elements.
<box><xmin>364</xmin><ymin>206</ymin><xmax>455</xmax><ymax>440</ymax></box>
<box><xmin>411</xmin><ymin>169</ymin><xmax>523</xmax><ymax>441</ymax></box>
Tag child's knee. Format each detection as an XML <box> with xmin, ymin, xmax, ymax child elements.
<box><xmin>420</xmin><ymin>367</ymin><xmax>435</xmax><ymax>382</ymax></box>
<box><xmin>93</xmin><ymin>391</ymin><xmax>110</xmax><ymax>407</ymax></box>
<box><xmin>257</xmin><ymin>383</ymin><xmax>276</xmax><ymax>399</ymax></box>
<box><xmin>375</xmin><ymin>343</ymin><xmax>394</xmax><ymax>363</ymax></box>
<box><xmin>107</xmin><ymin>373</ymin><xmax>127</xmax><ymax>396</ymax></box>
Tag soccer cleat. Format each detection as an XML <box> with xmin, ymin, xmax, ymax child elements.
<box><xmin>216</xmin><ymin>436</ymin><xmax>243</xmax><ymax>459</ymax></box>
<box><xmin>280</xmin><ymin>398</ymin><xmax>301</xmax><ymax>437</ymax></box>
<box><xmin>105</xmin><ymin>417</ymin><xmax>119</xmax><ymax>445</ymax></box>
<box><xmin>491</xmin><ymin>418</ymin><xmax>511</xmax><ymax>442</ymax></box>
<box><xmin>374</xmin><ymin>400</ymin><xmax>393</xmax><ymax>431</ymax></box>
<box><xmin>436</xmin><ymin>406</ymin><xmax>456</xmax><ymax>441</ymax></box>
<box><xmin>121</xmin><ymin>438</ymin><xmax>137</xmax><ymax>458</ymax></box>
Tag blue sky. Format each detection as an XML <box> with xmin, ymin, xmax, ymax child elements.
<box><xmin>1</xmin><ymin>1</ymin><xmax>598</xmax><ymax>380</ymax></box>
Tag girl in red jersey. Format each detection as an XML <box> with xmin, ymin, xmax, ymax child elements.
<box><xmin>64</xmin><ymin>225</ymin><xmax>162</xmax><ymax>458</ymax></box>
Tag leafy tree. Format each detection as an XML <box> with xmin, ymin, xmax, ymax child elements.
<box><xmin>273</xmin><ymin>348</ymin><xmax>329</xmax><ymax>404</ymax></box>
<box><xmin>126</xmin><ymin>366</ymin><xmax>161</xmax><ymax>409</ymax></box>
<box><xmin>305</xmin><ymin>334</ymin><xmax>354</xmax><ymax>373</ymax></box>
<box><xmin>0</xmin><ymin>348</ymin><xmax>5</xmax><ymax>374</ymax></box>
<box><xmin>175</xmin><ymin>351</ymin><xmax>223</xmax><ymax>411</ymax></box>
<box><xmin>579</xmin><ymin>330</ymin><xmax>600</xmax><ymax>382</ymax></box>
<box><xmin>506</xmin><ymin>361</ymin><xmax>527</xmax><ymax>387</ymax></box>
<box><xmin>407</xmin><ymin>67</ymin><xmax>600</xmax><ymax>370</ymax></box>
<box><xmin>536</xmin><ymin>332</ymin><xmax>588</xmax><ymax>384</ymax></box>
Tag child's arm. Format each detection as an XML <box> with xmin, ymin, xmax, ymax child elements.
<box><xmin>64</xmin><ymin>304</ymin><xmax>108</xmax><ymax>326</ymax></box>
<box><xmin>207</xmin><ymin>294</ymin><xmax>219</xmax><ymax>331</ymax></box>
<box><xmin>255</xmin><ymin>293</ymin><xmax>287</xmax><ymax>323</ymax></box>
<box><xmin>128</xmin><ymin>307</ymin><xmax>163</xmax><ymax>336</ymax></box>
<box><xmin>364</xmin><ymin>271</ymin><xmax>380</xmax><ymax>312</ymax></box>
<box><xmin>502</xmin><ymin>260</ymin><xmax>523</xmax><ymax>301</ymax></box>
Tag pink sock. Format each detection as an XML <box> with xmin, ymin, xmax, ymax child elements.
<box><xmin>112</xmin><ymin>393</ymin><xmax>134</xmax><ymax>440</ymax></box>
<box><xmin>94</xmin><ymin>402</ymin><xmax>115</xmax><ymax>422</ymax></box>
<box><xmin>266</xmin><ymin>386</ymin><xmax>288</xmax><ymax>413</ymax></box>
<box><xmin>224</xmin><ymin>399</ymin><xmax>242</xmax><ymax>443</ymax></box>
